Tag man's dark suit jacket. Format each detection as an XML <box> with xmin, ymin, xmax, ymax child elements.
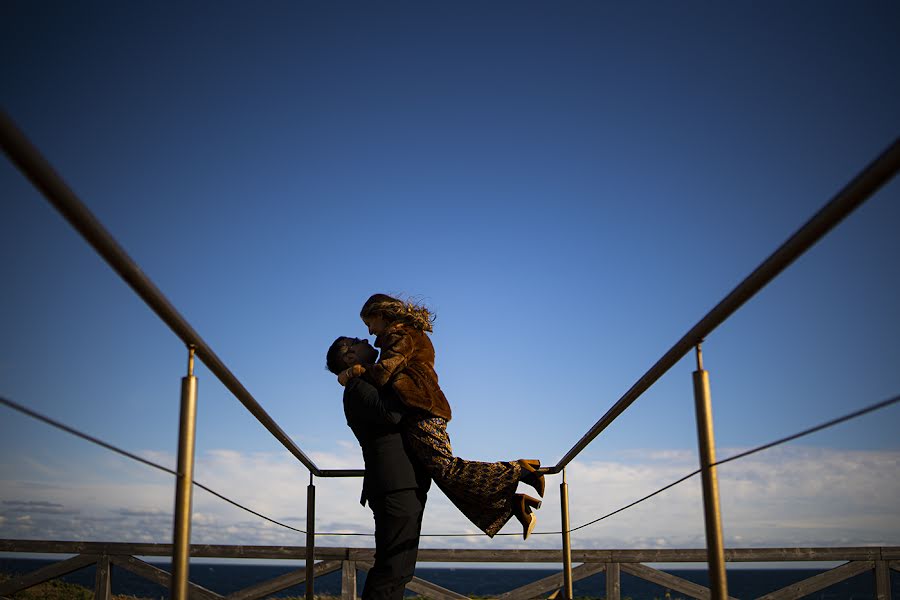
<box><xmin>343</xmin><ymin>378</ymin><xmax>430</xmax><ymax>505</ymax></box>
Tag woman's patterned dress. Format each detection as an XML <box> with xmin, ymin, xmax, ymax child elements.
<box><xmin>402</xmin><ymin>416</ymin><xmax>523</xmax><ymax>537</ymax></box>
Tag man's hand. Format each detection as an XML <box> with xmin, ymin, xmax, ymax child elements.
<box><xmin>337</xmin><ymin>364</ymin><xmax>366</xmax><ymax>386</ymax></box>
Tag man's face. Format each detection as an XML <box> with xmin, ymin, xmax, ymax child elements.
<box><xmin>341</xmin><ymin>337</ymin><xmax>377</xmax><ymax>367</ymax></box>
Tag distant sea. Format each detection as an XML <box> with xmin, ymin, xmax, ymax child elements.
<box><xmin>2</xmin><ymin>558</ymin><xmax>898</xmax><ymax>599</ymax></box>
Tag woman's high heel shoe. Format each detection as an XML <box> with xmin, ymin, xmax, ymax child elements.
<box><xmin>518</xmin><ymin>459</ymin><xmax>545</xmax><ymax>498</ymax></box>
<box><xmin>513</xmin><ymin>493</ymin><xmax>541</xmax><ymax>540</ymax></box>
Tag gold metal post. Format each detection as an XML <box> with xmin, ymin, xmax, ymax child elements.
<box><xmin>560</xmin><ymin>469</ymin><xmax>573</xmax><ymax>600</ymax></box>
<box><xmin>692</xmin><ymin>344</ymin><xmax>728</xmax><ymax>600</ymax></box>
<box><xmin>171</xmin><ymin>346</ymin><xmax>198</xmax><ymax>600</ymax></box>
<box><xmin>306</xmin><ymin>474</ymin><xmax>316</xmax><ymax>600</ymax></box>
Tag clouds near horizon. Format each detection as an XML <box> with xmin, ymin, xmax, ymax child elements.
<box><xmin>2</xmin><ymin>444</ymin><xmax>897</xmax><ymax>552</ymax></box>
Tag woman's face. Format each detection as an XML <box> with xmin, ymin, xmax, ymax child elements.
<box><xmin>363</xmin><ymin>313</ymin><xmax>389</xmax><ymax>336</ymax></box>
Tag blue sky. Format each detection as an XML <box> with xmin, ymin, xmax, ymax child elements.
<box><xmin>2</xmin><ymin>2</ymin><xmax>899</xmax><ymax>554</ymax></box>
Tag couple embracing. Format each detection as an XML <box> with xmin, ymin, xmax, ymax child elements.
<box><xmin>326</xmin><ymin>293</ymin><xmax>545</xmax><ymax>600</ymax></box>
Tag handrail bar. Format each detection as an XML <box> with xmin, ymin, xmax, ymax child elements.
<box><xmin>318</xmin><ymin>469</ymin><xmax>369</xmax><ymax>477</ymax></box>
<box><xmin>552</xmin><ymin>136</ymin><xmax>900</xmax><ymax>473</ymax></box>
<box><xmin>0</xmin><ymin>110</ymin><xmax>322</xmax><ymax>476</ymax></box>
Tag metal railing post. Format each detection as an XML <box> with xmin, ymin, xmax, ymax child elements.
<box><xmin>306</xmin><ymin>474</ymin><xmax>316</xmax><ymax>600</ymax></box>
<box><xmin>692</xmin><ymin>344</ymin><xmax>728</xmax><ymax>600</ymax></box>
<box><xmin>171</xmin><ymin>346</ymin><xmax>199</xmax><ymax>600</ymax></box>
<box><xmin>560</xmin><ymin>469</ymin><xmax>573</xmax><ymax>600</ymax></box>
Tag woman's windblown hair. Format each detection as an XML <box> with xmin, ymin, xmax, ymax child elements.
<box><xmin>361</xmin><ymin>293</ymin><xmax>435</xmax><ymax>332</ymax></box>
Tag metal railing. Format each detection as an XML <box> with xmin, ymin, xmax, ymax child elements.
<box><xmin>0</xmin><ymin>110</ymin><xmax>334</xmax><ymax>477</ymax></box>
<box><xmin>551</xmin><ymin>134</ymin><xmax>900</xmax><ymax>474</ymax></box>
<box><xmin>3</xmin><ymin>108</ymin><xmax>899</xmax><ymax>600</ymax></box>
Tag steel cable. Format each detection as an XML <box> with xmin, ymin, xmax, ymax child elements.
<box><xmin>566</xmin><ymin>392</ymin><xmax>900</xmax><ymax>533</ymax></box>
<box><xmin>2</xmin><ymin>393</ymin><xmax>898</xmax><ymax>538</ymax></box>
<box><xmin>0</xmin><ymin>396</ymin><xmax>307</xmax><ymax>535</ymax></box>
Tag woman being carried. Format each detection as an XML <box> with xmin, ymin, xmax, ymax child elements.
<box><xmin>337</xmin><ymin>293</ymin><xmax>544</xmax><ymax>539</ymax></box>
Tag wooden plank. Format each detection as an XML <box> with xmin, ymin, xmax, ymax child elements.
<box><xmin>356</xmin><ymin>560</ymin><xmax>470</xmax><ymax>600</ymax></box>
<box><xmin>405</xmin><ymin>575</ymin><xmax>472</xmax><ymax>600</ymax></box>
<box><xmin>755</xmin><ymin>560</ymin><xmax>874</xmax><ymax>600</ymax></box>
<box><xmin>576</xmin><ymin>549</ymin><xmax>705</xmax><ymax>563</ymax></box>
<box><xmin>108</xmin><ymin>555</ymin><xmax>170</xmax><ymax>589</ymax></box>
<box><xmin>0</xmin><ymin>539</ymin><xmax>325</xmax><ymax>561</ymax></box>
<box><xmin>581</xmin><ymin>547</ymin><xmax>884</xmax><ymax>564</ymax></box>
<box><xmin>0</xmin><ymin>540</ymin><xmax>895</xmax><ymax>563</ymax></box>
<box><xmin>342</xmin><ymin>560</ymin><xmax>357</xmax><ymax>600</ymax></box>
<box><xmin>109</xmin><ymin>555</ymin><xmax>225</xmax><ymax>600</ymax></box>
<box><xmin>621</xmin><ymin>563</ymin><xmax>724</xmax><ymax>600</ymax></box>
<box><xmin>0</xmin><ymin>540</ymin><xmax>561</xmax><ymax>563</ymax></box>
<box><xmin>416</xmin><ymin>546</ymin><xmax>885</xmax><ymax>564</ymax></box>
<box><xmin>344</xmin><ymin>548</ymin><xmax>376</xmax><ymax>562</ymax></box>
<box><xmin>726</xmin><ymin>547</ymin><xmax>880</xmax><ymax>563</ymax></box>
<box><xmin>224</xmin><ymin>559</ymin><xmax>342</xmax><ymax>600</ymax></box>
<box><xmin>891</xmin><ymin>560</ymin><xmax>900</xmax><ymax>572</ymax></box>
<box><xmin>0</xmin><ymin>553</ymin><xmax>98</xmax><ymax>595</ymax></box>
<box><xmin>407</xmin><ymin>548</ymin><xmax>566</xmax><ymax>563</ymax></box>
<box><xmin>875</xmin><ymin>560</ymin><xmax>891</xmax><ymax>600</ymax></box>
<box><xmin>606</xmin><ymin>562</ymin><xmax>620</xmax><ymax>600</ymax></box>
<box><xmin>882</xmin><ymin>548</ymin><xmax>900</xmax><ymax>560</ymax></box>
<box><xmin>498</xmin><ymin>562</ymin><xmax>605</xmax><ymax>600</ymax></box>
<box><xmin>94</xmin><ymin>554</ymin><xmax>111</xmax><ymax>600</ymax></box>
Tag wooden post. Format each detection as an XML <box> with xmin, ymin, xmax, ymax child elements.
<box><xmin>875</xmin><ymin>559</ymin><xmax>891</xmax><ymax>600</ymax></box>
<box><xmin>605</xmin><ymin>562</ymin><xmax>620</xmax><ymax>600</ymax></box>
<box><xmin>94</xmin><ymin>554</ymin><xmax>111</xmax><ymax>600</ymax></box>
<box><xmin>342</xmin><ymin>560</ymin><xmax>357</xmax><ymax>600</ymax></box>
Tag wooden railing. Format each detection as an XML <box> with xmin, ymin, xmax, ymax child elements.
<box><xmin>1</xmin><ymin>540</ymin><xmax>897</xmax><ymax>600</ymax></box>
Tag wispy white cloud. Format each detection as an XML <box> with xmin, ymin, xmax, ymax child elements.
<box><xmin>2</xmin><ymin>500</ymin><xmax>77</xmax><ymax>515</ymax></box>
<box><xmin>1</xmin><ymin>445</ymin><xmax>898</xmax><ymax>552</ymax></box>
<box><xmin>560</xmin><ymin>446</ymin><xmax>900</xmax><ymax>549</ymax></box>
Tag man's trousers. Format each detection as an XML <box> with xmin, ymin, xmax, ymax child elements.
<box><xmin>362</xmin><ymin>488</ymin><xmax>427</xmax><ymax>600</ymax></box>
